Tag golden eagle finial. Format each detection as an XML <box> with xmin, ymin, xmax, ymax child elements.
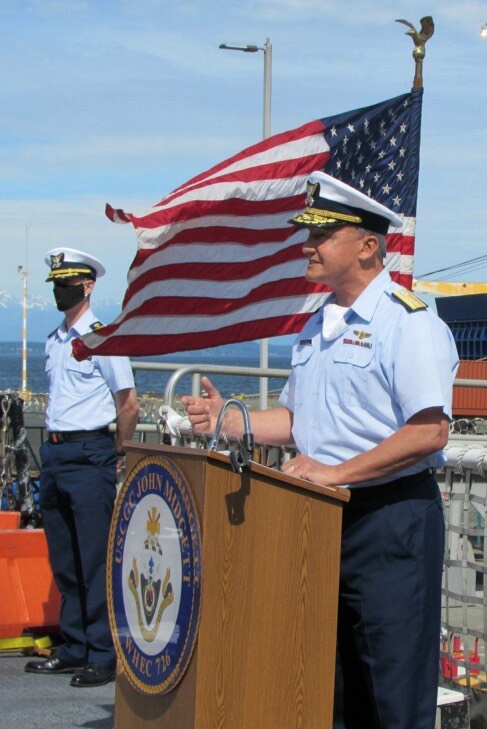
<box><xmin>396</xmin><ymin>16</ymin><xmax>434</xmax><ymax>88</ymax></box>
<box><xmin>396</xmin><ymin>16</ymin><xmax>434</xmax><ymax>48</ymax></box>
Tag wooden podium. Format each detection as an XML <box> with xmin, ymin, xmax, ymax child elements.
<box><xmin>111</xmin><ymin>442</ymin><xmax>349</xmax><ymax>729</ymax></box>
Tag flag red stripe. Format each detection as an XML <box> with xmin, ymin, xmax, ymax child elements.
<box><xmin>391</xmin><ymin>272</ymin><xmax>413</xmax><ymax>288</ymax></box>
<box><xmin>73</xmin><ymin>312</ymin><xmax>313</xmax><ymax>360</ymax></box>
<box><xmin>386</xmin><ymin>233</ymin><xmax>414</xmax><ymax>254</ymax></box>
<box><xmin>161</xmin><ymin>120</ymin><xmax>326</xmax><ymax>198</ymax></box>
<box><xmin>125</xmin><ymin>195</ymin><xmax>307</xmax><ymax>230</ymax></box>
<box><xmin>123</xmin><ymin>167</ymin><xmax>328</xmax><ymax>230</ymax></box>
<box><xmin>108</xmin><ymin>280</ymin><xmax>327</xmax><ymax>330</ymax></box>
<box><xmin>160</xmin><ymin>152</ymin><xmax>328</xmax><ymax>208</ymax></box>
<box><xmin>151</xmin><ymin>224</ymin><xmax>296</xmax><ymax>247</ymax></box>
<box><xmin>125</xmin><ymin>244</ymin><xmax>306</xmax><ymax>294</ymax></box>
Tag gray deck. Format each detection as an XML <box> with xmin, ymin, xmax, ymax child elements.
<box><xmin>0</xmin><ymin>654</ymin><xmax>115</xmax><ymax>729</ymax></box>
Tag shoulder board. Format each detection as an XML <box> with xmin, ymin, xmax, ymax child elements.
<box><xmin>47</xmin><ymin>327</ymin><xmax>57</xmax><ymax>339</ymax></box>
<box><xmin>391</xmin><ymin>290</ymin><xmax>428</xmax><ymax>312</ymax></box>
<box><xmin>90</xmin><ymin>320</ymin><xmax>105</xmax><ymax>331</ymax></box>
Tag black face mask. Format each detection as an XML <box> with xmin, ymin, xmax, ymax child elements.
<box><xmin>53</xmin><ymin>282</ymin><xmax>86</xmax><ymax>312</ymax></box>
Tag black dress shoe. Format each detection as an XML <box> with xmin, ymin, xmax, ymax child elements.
<box><xmin>25</xmin><ymin>655</ymin><xmax>85</xmax><ymax>674</ymax></box>
<box><xmin>70</xmin><ymin>662</ymin><xmax>116</xmax><ymax>687</ymax></box>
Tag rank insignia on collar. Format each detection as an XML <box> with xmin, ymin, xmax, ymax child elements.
<box><xmin>392</xmin><ymin>290</ymin><xmax>427</xmax><ymax>312</ymax></box>
<box><xmin>90</xmin><ymin>320</ymin><xmax>104</xmax><ymax>331</ymax></box>
<box><xmin>299</xmin><ymin>338</ymin><xmax>312</xmax><ymax>346</ymax></box>
<box><xmin>353</xmin><ymin>330</ymin><xmax>372</xmax><ymax>340</ymax></box>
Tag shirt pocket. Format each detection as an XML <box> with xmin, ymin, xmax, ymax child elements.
<box><xmin>290</xmin><ymin>345</ymin><xmax>315</xmax><ymax>406</ymax></box>
<box><xmin>329</xmin><ymin>342</ymin><xmax>375</xmax><ymax>406</ymax></box>
<box><xmin>66</xmin><ymin>358</ymin><xmax>95</xmax><ymax>379</ymax></box>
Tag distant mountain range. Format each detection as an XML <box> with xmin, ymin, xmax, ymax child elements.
<box><xmin>0</xmin><ymin>289</ymin><xmax>123</xmax><ymax>342</ymax></box>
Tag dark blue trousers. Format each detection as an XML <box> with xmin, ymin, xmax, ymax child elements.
<box><xmin>39</xmin><ymin>434</ymin><xmax>117</xmax><ymax>667</ymax></box>
<box><xmin>336</xmin><ymin>472</ymin><xmax>444</xmax><ymax>729</ymax></box>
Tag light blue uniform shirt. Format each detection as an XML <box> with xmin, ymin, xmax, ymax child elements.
<box><xmin>279</xmin><ymin>269</ymin><xmax>459</xmax><ymax>487</ymax></box>
<box><xmin>45</xmin><ymin>308</ymin><xmax>135</xmax><ymax>432</ymax></box>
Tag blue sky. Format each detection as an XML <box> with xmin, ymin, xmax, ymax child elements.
<box><xmin>1</xmin><ymin>0</ymin><xmax>486</xmax><ymax>308</ymax></box>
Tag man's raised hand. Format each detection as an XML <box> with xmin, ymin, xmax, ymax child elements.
<box><xmin>181</xmin><ymin>376</ymin><xmax>224</xmax><ymax>435</ymax></box>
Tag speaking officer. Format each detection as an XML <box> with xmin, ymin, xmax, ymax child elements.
<box><xmin>182</xmin><ymin>172</ymin><xmax>459</xmax><ymax>729</ymax></box>
<box><xmin>25</xmin><ymin>248</ymin><xmax>139</xmax><ymax>687</ymax></box>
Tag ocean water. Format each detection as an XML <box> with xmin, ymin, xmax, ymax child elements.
<box><xmin>0</xmin><ymin>341</ymin><xmax>292</xmax><ymax>400</ymax></box>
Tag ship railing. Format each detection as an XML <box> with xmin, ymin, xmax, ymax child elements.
<box><xmin>437</xmin><ymin>442</ymin><xmax>487</xmax><ymax>701</ymax></box>
<box><xmin>16</xmin><ymin>364</ymin><xmax>487</xmax><ymax>467</ymax></box>
<box><xmin>159</xmin><ymin>362</ymin><xmax>291</xmax><ymax>409</ymax></box>
<box><xmin>11</xmin><ymin>364</ymin><xmax>487</xmax><ymax>705</ymax></box>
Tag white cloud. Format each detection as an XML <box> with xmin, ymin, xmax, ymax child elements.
<box><xmin>0</xmin><ymin>0</ymin><xmax>486</xmax><ymax>307</ymax></box>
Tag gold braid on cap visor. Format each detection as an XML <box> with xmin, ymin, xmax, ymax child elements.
<box><xmin>293</xmin><ymin>207</ymin><xmax>363</xmax><ymax>226</ymax></box>
<box><xmin>48</xmin><ymin>267</ymin><xmax>94</xmax><ymax>280</ymax></box>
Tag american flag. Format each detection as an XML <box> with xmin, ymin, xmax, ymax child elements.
<box><xmin>73</xmin><ymin>87</ymin><xmax>423</xmax><ymax>360</ymax></box>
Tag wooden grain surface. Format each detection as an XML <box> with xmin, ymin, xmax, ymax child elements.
<box><xmin>195</xmin><ymin>456</ymin><xmax>342</xmax><ymax>729</ymax></box>
<box><xmin>114</xmin><ymin>445</ymin><xmax>344</xmax><ymax>729</ymax></box>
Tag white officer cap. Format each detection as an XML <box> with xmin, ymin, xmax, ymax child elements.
<box><xmin>45</xmin><ymin>247</ymin><xmax>106</xmax><ymax>282</ymax></box>
<box><xmin>290</xmin><ymin>171</ymin><xmax>402</xmax><ymax>234</ymax></box>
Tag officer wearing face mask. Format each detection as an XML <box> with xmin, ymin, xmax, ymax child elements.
<box><xmin>25</xmin><ymin>248</ymin><xmax>139</xmax><ymax>687</ymax></box>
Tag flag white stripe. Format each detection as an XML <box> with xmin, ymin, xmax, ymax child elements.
<box><xmin>156</xmin><ymin>134</ymin><xmax>329</xmax><ymax>201</ymax></box>
<box><xmin>135</xmin><ymin>174</ymin><xmax>312</xmax><ymax>220</ymax></box>
<box><xmin>135</xmin><ymin>212</ymin><xmax>415</xmax><ymax>251</ymax></box>
<box><xmin>386</xmin><ymin>253</ymin><xmax>414</xmax><ymax>275</ymax></box>
<box><xmin>132</xmin><ymin>230</ymin><xmax>307</xmax><ymax>273</ymax></box>
<box><xmin>135</xmin><ymin>209</ymin><xmax>304</xmax><ymax>250</ymax></box>
<box><xmin>123</xmin><ymin>259</ymin><xmax>310</xmax><ymax>313</ymax></box>
<box><xmin>123</xmin><ymin>251</ymin><xmax>413</xmax><ymax>315</ymax></box>
<box><xmin>92</xmin><ymin>294</ymin><xmax>328</xmax><ymax>341</ymax></box>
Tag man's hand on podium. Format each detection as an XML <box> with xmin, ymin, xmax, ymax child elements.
<box><xmin>281</xmin><ymin>455</ymin><xmax>339</xmax><ymax>487</ymax></box>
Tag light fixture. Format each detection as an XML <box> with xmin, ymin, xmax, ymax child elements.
<box><xmin>219</xmin><ymin>43</ymin><xmax>259</xmax><ymax>53</ymax></box>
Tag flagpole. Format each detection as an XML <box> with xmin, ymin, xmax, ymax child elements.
<box><xmin>219</xmin><ymin>38</ymin><xmax>272</xmax><ymax>410</ymax></box>
<box><xmin>259</xmin><ymin>38</ymin><xmax>272</xmax><ymax>411</ymax></box>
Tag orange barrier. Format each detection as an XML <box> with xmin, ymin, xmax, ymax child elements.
<box><xmin>0</xmin><ymin>514</ymin><xmax>60</xmax><ymax>638</ymax></box>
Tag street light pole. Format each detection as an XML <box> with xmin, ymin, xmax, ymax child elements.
<box><xmin>18</xmin><ymin>224</ymin><xmax>29</xmax><ymax>394</ymax></box>
<box><xmin>219</xmin><ymin>38</ymin><xmax>272</xmax><ymax>410</ymax></box>
<box><xmin>262</xmin><ymin>38</ymin><xmax>272</xmax><ymax>139</ymax></box>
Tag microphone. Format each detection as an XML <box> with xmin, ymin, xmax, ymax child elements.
<box><xmin>208</xmin><ymin>399</ymin><xmax>255</xmax><ymax>473</ymax></box>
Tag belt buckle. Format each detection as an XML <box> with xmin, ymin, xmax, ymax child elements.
<box><xmin>50</xmin><ymin>433</ymin><xmax>63</xmax><ymax>444</ymax></box>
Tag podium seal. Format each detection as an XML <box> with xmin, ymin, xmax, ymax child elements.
<box><xmin>108</xmin><ymin>455</ymin><xmax>202</xmax><ymax>694</ymax></box>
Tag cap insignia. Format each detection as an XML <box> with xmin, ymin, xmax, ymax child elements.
<box><xmin>50</xmin><ymin>252</ymin><xmax>64</xmax><ymax>270</ymax></box>
<box><xmin>305</xmin><ymin>181</ymin><xmax>318</xmax><ymax>207</ymax></box>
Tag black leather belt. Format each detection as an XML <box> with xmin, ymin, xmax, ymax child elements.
<box><xmin>349</xmin><ymin>469</ymin><xmax>433</xmax><ymax>501</ymax></box>
<box><xmin>48</xmin><ymin>427</ymin><xmax>110</xmax><ymax>444</ymax></box>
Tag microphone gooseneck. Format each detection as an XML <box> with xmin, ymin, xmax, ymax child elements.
<box><xmin>208</xmin><ymin>398</ymin><xmax>254</xmax><ymax>473</ymax></box>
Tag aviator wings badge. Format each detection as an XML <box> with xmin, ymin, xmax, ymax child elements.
<box><xmin>353</xmin><ymin>330</ymin><xmax>372</xmax><ymax>340</ymax></box>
